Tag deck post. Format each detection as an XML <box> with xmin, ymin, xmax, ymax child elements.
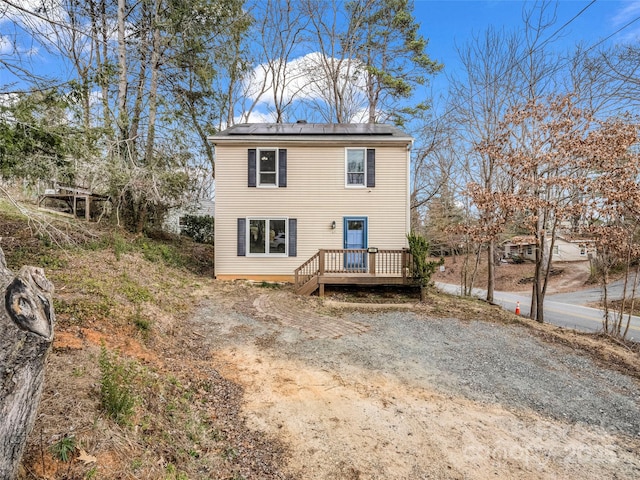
<box><xmin>402</xmin><ymin>248</ymin><xmax>408</xmax><ymax>281</ymax></box>
<box><xmin>318</xmin><ymin>250</ymin><xmax>325</xmax><ymax>297</ymax></box>
<box><xmin>319</xmin><ymin>250</ymin><xmax>325</xmax><ymax>275</ymax></box>
<box><xmin>368</xmin><ymin>251</ymin><xmax>376</xmax><ymax>275</ymax></box>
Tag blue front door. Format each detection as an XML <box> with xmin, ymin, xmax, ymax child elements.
<box><xmin>344</xmin><ymin>217</ymin><xmax>367</xmax><ymax>271</ymax></box>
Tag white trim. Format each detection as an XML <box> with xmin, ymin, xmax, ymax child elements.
<box><xmin>344</xmin><ymin>147</ymin><xmax>368</xmax><ymax>188</ymax></box>
<box><xmin>246</xmin><ymin>216</ymin><xmax>288</xmax><ymax>257</ymax></box>
<box><xmin>406</xmin><ymin>143</ymin><xmax>411</xmax><ymax>239</ymax></box>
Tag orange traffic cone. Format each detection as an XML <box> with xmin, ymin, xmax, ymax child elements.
<box><xmin>515</xmin><ymin>301</ymin><xmax>521</xmax><ymax>316</ymax></box>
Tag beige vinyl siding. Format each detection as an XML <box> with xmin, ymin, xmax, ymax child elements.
<box><xmin>215</xmin><ymin>141</ymin><xmax>409</xmax><ymax>279</ymax></box>
<box><xmin>554</xmin><ymin>239</ymin><xmax>592</xmax><ymax>262</ymax></box>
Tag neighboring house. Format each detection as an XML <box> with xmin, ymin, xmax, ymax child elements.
<box><xmin>163</xmin><ymin>199</ymin><xmax>215</xmax><ymax>235</ymax></box>
<box><xmin>210</xmin><ymin>123</ymin><xmax>413</xmax><ymax>283</ymax></box>
<box><xmin>503</xmin><ymin>235</ymin><xmax>596</xmax><ymax>262</ymax></box>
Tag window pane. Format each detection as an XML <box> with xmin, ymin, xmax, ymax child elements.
<box><xmin>348</xmin><ymin>220</ymin><xmax>364</xmax><ymax>230</ymax></box>
<box><xmin>260</xmin><ymin>150</ymin><xmax>276</xmax><ymax>171</ymax></box>
<box><xmin>260</xmin><ymin>173</ymin><xmax>276</xmax><ymax>184</ymax></box>
<box><xmin>268</xmin><ymin>219</ymin><xmax>286</xmax><ymax>253</ymax></box>
<box><xmin>347</xmin><ymin>173</ymin><xmax>364</xmax><ymax>185</ymax></box>
<box><xmin>347</xmin><ymin>149</ymin><xmax>365</xmax><ymax>185</ymax></box>
<box><xmin>259</xmin><ymin>150</ymin><xmax>277</xmax><ymax>185</ymax></box>
<box><xmin>249</xmin><ymin>220</ymin><xmax>266</xmax><ymax>253</ymax></box>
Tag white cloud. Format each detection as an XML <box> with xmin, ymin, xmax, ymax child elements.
<box><xmin>0</xmin><ymin>35</ymin><xmax>11</xmax><ymax>54</ymax></box>
<box><xmin>244</xmin><ymin>53</ymin><xmax>328</xmax><ymax>108</ymax></box>
<box><xmin>611</xmin><ymin>1</ymin><xmax>640</xmax><ymax>27</ymax></box>
<box><xmin>242</xmin><ymin>51</ymin><xmax>369</xmax><ymax>122</ymax></box>
<box><xmin>608</xmin><ymin>1</ymin><xmax>640</xmax><ymax>43</ymax></box>
<box><xmin>2</xmin><ymin>0</ymin><xmax>69</xmax><ymax>28</ymax></box>
<box><xmin>1</xmin><ymin>0</ymin><xmax>114</xmax><ymax>62</ymax></box>
<box><xmin>617</xmin><ymin>27</ymin><xmax>640</xmax><ymax>44</ymax></box>
<box><xmin>242</xmin><ymin>110</ymin><xmax>276</xmax><ymax>124</ymax></box>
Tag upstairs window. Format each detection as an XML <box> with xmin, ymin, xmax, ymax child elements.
<box><xmin>259</xmin><ymin>149</ymin><xmax>277</xmax><ymax>186</ymax></box>
<box><xmin>346</xmin><ymin>148</ymin><xmax>365</xmax><ymax>186</ymax></box>
<box><xmin>248</xmin><ymin>149</ymin><xmax>287</xmax><ymax>187</ymax></box>
<box><xmin>345</xmin><ymin>148</ymin><xmax>375</xmax><ymax>188</ymax></box>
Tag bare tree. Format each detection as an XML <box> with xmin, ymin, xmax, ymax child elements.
<box><xmin>448</xmin><ymin>1</ymin><xmax>564</xmax><ymax>302</ymax></box>
<box><xmin>240</xmin><ymin>0</ymin><xmax>310</xmax><ymax>123</ymax></box>
<box><xmin>409</xmin><ymin>108</ymin><xmax>456</xmax><ymax>228</ymax></box>
<box><xmin>448</xmin><ymin>26</ymin><xmax>522</xmax><ymax>301</ymax></box>
<box><xmin>4</xmin><ymin>0</ymin><xmax>247</xmax><ymax>231</ymax></box>
<box><xmin>299</xmin><ymin>0</ymin><xmax>367</xmax><ymax>122</ymax></box>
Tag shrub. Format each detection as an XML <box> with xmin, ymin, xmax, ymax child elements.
<box><xmin>407</xmin><ymin>232</ymin><xmax>444</xmax><ymax>302</ymax></box>
<box><xmin>180</xmin><ymin>215</ymin><xmax>214</xmax><ymax>244</ymax></box>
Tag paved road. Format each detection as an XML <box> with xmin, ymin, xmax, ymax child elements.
<box><xmin>435</xmin><ymin>282</ymin><xmax>640</xmax><ymax>341</ymax></box>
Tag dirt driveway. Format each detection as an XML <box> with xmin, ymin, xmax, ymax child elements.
<box><xmin>191</xmin><ymin>283</ymin><xmax>640</xmax><ymax>479</ymax></box>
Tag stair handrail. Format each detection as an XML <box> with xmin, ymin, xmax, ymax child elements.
<box><xmin>294</xmin><ymin>251</ymin><xmax>320</xmax><ymax>289</ymax></box>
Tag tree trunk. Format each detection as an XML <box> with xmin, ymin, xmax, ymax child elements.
<box><xmin>144</xmin><ymin>1</ymin><xmax>162</xmax><ymax>167</ymax></box>
<box><xmin>117</xmin><ymin>0</ymin><xmax>129</xmax><ymax>147</ymax></box>
<box><xmin>0</xmin><ymin>249</ymin><xmax>55</xmax><ymax>480</ymax></box>
<box><xmin>420</xmin><ymin>285</ymin><xmax>427</xmax><ymax>302</ymax></box>
<box><xmin>487</xmin><ymin>240</ymin><xmax>495</xmax><ymax>303</ymax></box>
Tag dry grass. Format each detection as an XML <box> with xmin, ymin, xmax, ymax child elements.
<box><xmin>0</xmin><ymin>202</ymin><xmax>290</xmax><ymax>480</ymax></box>
<box><xmin>1</xmin><ymin>199</ymin><xmax>637</xmax><ymax>480</ymax></box>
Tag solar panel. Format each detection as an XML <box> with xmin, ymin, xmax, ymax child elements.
<box><xmin>224</xmin><ymin>123</ymin><xmax>400</xmax><ymax>136</ymax></box>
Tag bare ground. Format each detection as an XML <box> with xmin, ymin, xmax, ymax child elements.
<box><xmin>6</xmin><ymin>218</ymin><xmax>637</xmax><ymax>479</ymax></box>
<box><xmin>185</xmin><ymin>283</ymin><xmax>640</xmax><ymax>480</ymax></box>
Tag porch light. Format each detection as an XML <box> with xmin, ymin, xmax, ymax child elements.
<box><xmin>331</xmin><ymin>220</ymin><xmax>336</xmax><ymax>229</ymax></box>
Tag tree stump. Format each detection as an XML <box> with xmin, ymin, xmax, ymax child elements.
<box><xmin>0</xmin><ymin>248</ymin><xmax>55</xmax><ymax>480</ymax></box>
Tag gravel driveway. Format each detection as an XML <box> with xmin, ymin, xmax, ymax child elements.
<box><xmin>194</xmin><ymin>287</ymin><xmax>640</xmax><ymax>479</ymax></box>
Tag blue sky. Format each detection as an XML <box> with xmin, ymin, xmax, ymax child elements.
<box><xmin>2</xmin><ymin>0</ymin><xmax>639</xmax><ymax>123</ymax></box>
<box><xmin>413</xmin><ymin>0</ymin><xmax>640</xmax><ymax>99</ymax></box>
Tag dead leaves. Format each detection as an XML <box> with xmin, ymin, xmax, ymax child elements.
<box><xmin>76</xmin><ymin>450</ymin><xmax>97</xmax><ymax>466</ymax></box>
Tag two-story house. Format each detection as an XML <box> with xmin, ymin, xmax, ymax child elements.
<box><xmin>211</xmin><ymin>122</ymin><xmax>413</xmax><ymax>294</ymax></box>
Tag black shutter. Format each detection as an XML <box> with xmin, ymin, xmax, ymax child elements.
<box><xmin>288</xmin><ymin>218</ymin><xmax>297</xmax><ymax>257</ymax></box>
<box><xmin>366</xmin><ymin>148</ymin><xmax>375</xmax><ymax>187</ymax></box>
<box><xmin>237</xmin><ymin>218</ymin><xmax>246</xmax><ymax>256</ymax></box>
<box><xmin>248</xmin><ymin>149</ymin><xmax>256</xmax><ymax>187</ymax></box>
<box><xmin>278</xmin><ymin>149</ymin><xmax>287</xmax><ymax>187</ymax></box>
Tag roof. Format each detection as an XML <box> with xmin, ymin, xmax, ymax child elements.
<box><xmin>503</xmin><ymin>235</ymin><xmax>596</xmax><ymax>246</ymax></box>
<box><xmin>504</xmin><ymin>236</ymin><xmax>536</xmax><ymax>246</ymax></box>
<box><xmin>210</xmin><ymin>122</ymin><xmax>413</xmax><ymax>145</ymax></box>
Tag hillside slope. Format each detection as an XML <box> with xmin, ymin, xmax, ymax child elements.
<box><xmin>1</xmin><ymin>206</ymin><xmax>637</xmax><ymax>479</ymax></box>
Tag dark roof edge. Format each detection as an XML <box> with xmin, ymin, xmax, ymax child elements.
<box><xmin>210</xmin><ymin>122</ymin><xmax>413</xmax><ymax>141</ymax></box>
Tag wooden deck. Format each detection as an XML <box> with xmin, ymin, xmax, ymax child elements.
<box><xmin>294</xmin><ymin>248</ymin><xmax>415</xmax><ymax>296</ymax></box>
<box><xmin>38</xmin><ymin>185</ymin><xmax>109</xmax><ymax>221</ymax></box>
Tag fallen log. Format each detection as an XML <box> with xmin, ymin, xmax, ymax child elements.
<box><xmin>0</xmin><ymin>248</ymin><xmax>55</xmax><ymax>479</ymax></box>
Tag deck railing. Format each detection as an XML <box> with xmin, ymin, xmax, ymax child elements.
<box><xmin>294</xmin><ymin>250</ymin><xmax>321</xmax><ymax>288</ymax></box>
<box><xmin>294</xmin><ymin>248</ymin><xmax>413</xmax><ymax>290</ymax></box>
